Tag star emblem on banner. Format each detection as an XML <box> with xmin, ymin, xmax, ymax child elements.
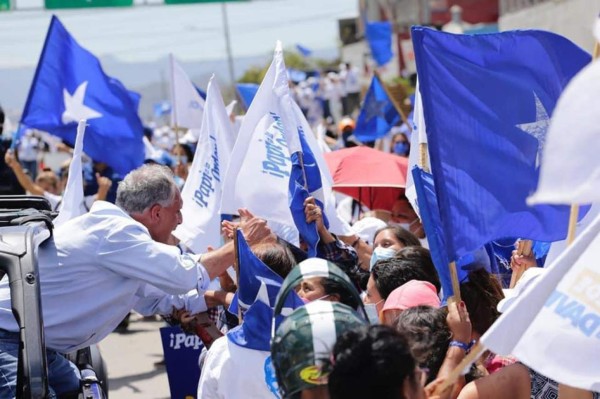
<box><xmin>516</xmin><ymin>92</ymin><xmax>550</xmax><ymax>166</ymax></box>
<box><xmin>62</xmin><ymin>81</ymin><xmax>103</xmax><ymax>125</ymax></box>
<box><xmin>364</xmin><ymin>96</ymin><xmax>387</xmax><ymax>122</ymax></box>
<box><xmin>240</xmin><ymin>280</ymin><xmax>295</xmax><ymax>316</ymax></box>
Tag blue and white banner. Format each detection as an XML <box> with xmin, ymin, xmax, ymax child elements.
<box><xmin>221</xmin><ymin>41</ymin><xmax>353</xmax><ymax>243</ymax></box>
<box><xmin>221</xmin><ymin>42</ymin><xmax>300</xmax><ymax>241</ymax></box>
<box><xmin>160</xmin><ymin>326</ymin><xmax>204</xmax><ymax>399</ymax></box>
<box><xmin>481</xmin><ymin>212</ymin><xmax>600</xmax><ymax>391</ymax></box>
<box><xmin>174</xmin><ymin>75</ymin><xmax>234</xmax><ymax>254</ymax></box>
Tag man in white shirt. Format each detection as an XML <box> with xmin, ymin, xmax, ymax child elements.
<box><xmin>0</xmin><ymin>164</ymin><xmax>270</xmax><ymax>398</ymax></box>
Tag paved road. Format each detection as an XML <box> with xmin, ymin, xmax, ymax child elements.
<box><xmin>98</xmin><ymin>316</ymin><xmax>171</xmax><ymax>399</ymax></box>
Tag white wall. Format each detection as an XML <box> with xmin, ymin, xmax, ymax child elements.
<box><xmin>499</xmin><ymin>0</ymin><xmax>600</xmax><ymax>53</ymax></box>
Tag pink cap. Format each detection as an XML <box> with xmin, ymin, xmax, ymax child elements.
<box><xmin>382</xmin><ymin>280</ymin><xmax>440</xmax><ymax>312</ymax></box>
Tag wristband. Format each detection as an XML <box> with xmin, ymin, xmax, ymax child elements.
<box><xmin>449</xmin><ymin>340</ymin><xmax>471</xmax><ymax>352</ymax></box>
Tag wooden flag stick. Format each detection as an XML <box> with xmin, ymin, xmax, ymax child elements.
<box><xmin>419</xmin><ymin>143</ymin><xmax>430</xmax><ymax>173</ymax></box>
<box><xmin>566</xmin><ymin>204</ymin><xmax>579</xmax><ymax>245</ymax></box>
<box><xmin>233</xmin><ymin>227</ymin><xmax>242</xmax><ymax>322</ymax></box>
<box><xmin>374</xmin><ymin>70</ymin><xmax>413</xmax><ymax>134</ymax></box>
<box><xmin>449</xmin><ymin>261</ymin><xmax>461</xmax><ymax>303</ymax></box>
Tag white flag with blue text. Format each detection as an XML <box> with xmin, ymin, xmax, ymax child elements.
<box><xmin>54</xmin><ymin>120</ymin><xmax>86</xmax><ymax>226</ymax></box>
<box><xmin>221</xmin><ymin>42</ymin><xmax>352</xmax><ymax>242</ymax></box>
<box><xmin>170</xmin><ymin>54</ymin><xmax>205</xmax><ymax>130</ymax></box>
<box><xmin>220</xmin><ymin>42</ymin><xmax>300</xmax><ymax>242</ymax></box>
<box><xmin>480</xmin><ymin>211</ymin><xmax>600</xmax><ymax>391</ymax></box>
<box><xmin>174</xmin><ymin>75</ymin><xmax>234</xmax><ymax>253</ymax></box>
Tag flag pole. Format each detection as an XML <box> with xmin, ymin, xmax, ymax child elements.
<box><xmin>448</xmin><ymin>261</ymin><xmax>461</xmax><ymax>302</ymax></box>
<box><xmin>373</xmin><ymin>70</ymin><xmax>412</xmax><ymax>134</ymax></box>
<box><xmin>419</xmin><ymin>143</ymin><xmax>429</xmax><ymax>173</ymax></box>
<box><xmin>168</xmin><ymin>54</ymin><xmax>183</xmax><ymax>165</ymax></box>
<box><xmin>233</xmin><ymin>227</ymin><xmax>242</xmax><ymax>322</ymax></box>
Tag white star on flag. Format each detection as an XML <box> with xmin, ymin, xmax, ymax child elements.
<box><xmin>364</xmin><ymin>98</ymin><xmax>387</xmax><ymax>122</ymax></box>
<box><xmin>516</xmin><ymin>92</ymin><xmax>551</xmax><ymax>165</ymax></box>
<box><xmin>238</xmin><ymin>280</ymin><xmax>294</xmax><ymax>316</ymax></box>
<box><xmin>62</xmin><ymin>81</ymin><xmax>103</xmax><ymax>124</ymax></box>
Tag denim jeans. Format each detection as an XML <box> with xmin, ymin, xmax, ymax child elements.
<box><xmin>0</xmin><ymin>329</ymin><xmax>80</xmax><ymax>398</ymax></box>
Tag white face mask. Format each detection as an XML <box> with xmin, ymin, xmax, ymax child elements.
<box><xmin>370</xmin><ymin>246</ymin><xmax>397</xmax><ymax>270</ymax></box>
<box><xmin>364</xmin><ymin>300</ymin><xmax>383</xmax><ymax>324</ymax></box>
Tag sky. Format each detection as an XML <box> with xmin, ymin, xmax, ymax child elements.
<box><xmin>0</xmin><ymin>0</ymin><xmax>356</xmax><ymax>68</ymax></box>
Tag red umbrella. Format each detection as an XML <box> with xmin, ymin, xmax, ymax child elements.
<box><xmin>324</xmin><ymin>146</ymin><xmax>409</xmax><ymax>211</ymax></box>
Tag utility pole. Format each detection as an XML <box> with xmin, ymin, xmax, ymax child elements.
<box><xmin>221</xmin><ymin>2</ymin><xmax>236</xmax><ymax>87</ymax></box>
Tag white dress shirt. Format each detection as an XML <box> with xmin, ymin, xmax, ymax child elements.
<box><xmin>0</xmin><ymin>201</ymin><xmax>210</xmax><ymax>352</ymax></box>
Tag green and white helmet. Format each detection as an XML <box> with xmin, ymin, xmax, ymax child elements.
<box><xmin>272</xmin><ymin>257</ymin><xmax>367</xmax><ymax>321</ymax></box>
<box><xmin>271</xmin><ymin>300</ymin><xmax>366</xmax><ymax>398</ymax></box>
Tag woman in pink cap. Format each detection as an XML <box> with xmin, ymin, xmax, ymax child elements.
<box><xmin>380</xmin><ymin>280</ymin><xmax>441</xmax><ymax>326</ymax></box>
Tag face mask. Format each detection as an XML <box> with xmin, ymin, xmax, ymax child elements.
<box><xmin>363</xmin><ymin>300</ymin><xmax>383</xmax><ymax>324</ymax></box>
<box><xmin>301</xmin><ymin>294</ymin><xmax>330</xmax><ymax>304</ymax></box>
<box><xmin>393</xmin><ymin>142</ymin><xmax>409</xmax><ymax>156</ymax></box>
<box><xmin>370</xmin><ymin>246</ymin><xmax>397</xmax><ymax>270</ymax></box>
<box><xmin>175</xmin><ymin>155</ymin><xmax>188</xmax><ymax>165</ymax></box>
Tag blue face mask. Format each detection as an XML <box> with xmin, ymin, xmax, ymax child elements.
<box><xmin>363</xmin><ymin>300</ymin><xmax>383</xmax><ymax>324</ymax></box>
<box><xmin>393</xmin><ymin>142</ymin><xmax>409</xmax><ymax>156</ymax></box>
<box><xmin>370</xmin><ymin>246</ymin><xmax>397</xmax><ymax>271</ymax></box>
<box><xmin>174</xmin><ymin>155</ymin><xmax>188</xmax><ymax>165</ymax></box>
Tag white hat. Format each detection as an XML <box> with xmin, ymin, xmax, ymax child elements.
<box><xmin>497</xmin><ymin>267</ymin><xmax>545</xmax><ymax>313</ymax></box>
<box><xmin>351</xmin><ymin>217</ymin><xmax>388</xmax><ymax>245</ymax></box>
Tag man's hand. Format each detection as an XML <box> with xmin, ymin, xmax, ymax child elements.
<box><xmin>219</xmin><ymin>270</ymin><xmax>237</xmax><ymax>293</ymax></box>
<box><xmin>204</xmin><ymin>290</ymin><xmax>234</xmax><ymax>308</ymax></box>
<box><xmin>238</xmin><ymin>208</ymin><xmax>276</xmax><ymax>245</ymax></box>
<box><xmin>221</xmin><ymin>219</ymin><xmax>237</xmax><ymax>240</ymax></box>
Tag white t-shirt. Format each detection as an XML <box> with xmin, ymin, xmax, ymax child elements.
<box><xmin>197</xmin><ymin>336</ymin><xmax>279</xmax><ymax>399</ymax></box>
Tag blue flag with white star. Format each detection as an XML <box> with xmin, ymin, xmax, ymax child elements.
<box><xmin>353</xmin><ymin>74</ymin><xmax>401</xmax><ymax>142</ymax></box>
<box><xmin>21</xmin><ymin>15</ymin><xmax>144</xmax><ymax>176</ymax></box>
<box><xmin>412</xmin><ymin>27</ymin><xmax>590</xmax><ymax>261</ymax></box>
<box><xmin>228</xmin><ymin>230</ymin><xmax>303</xmax><ymax>351</ymax></box>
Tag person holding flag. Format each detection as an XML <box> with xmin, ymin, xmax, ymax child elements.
<box><xmin>4</xmin><ymin>149</ymin><xmax>112</xmax><ymax>213</ymax></box>
<box><xmin>197</xmin><ymin>231</ymin><xmax>302</xmax><ymax>398</ymax></box>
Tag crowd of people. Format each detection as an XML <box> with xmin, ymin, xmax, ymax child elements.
<box><xmin>0</xmin><ymin>64</ymin><xmax>596</xmax><ymax>399</ymax></box>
